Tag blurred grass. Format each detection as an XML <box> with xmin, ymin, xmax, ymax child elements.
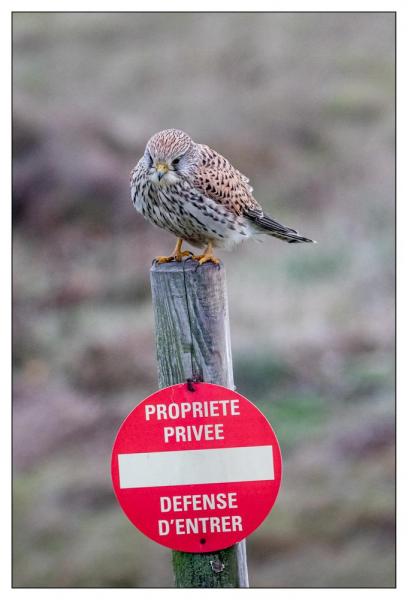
<box><xmin>235</xmin><ymin>353</ymin><xmax>330</xmax><ymax>450</ymax></box>
<box><xmin>285</xmin><ymin>251</ymin><xmax>348</xmax><ymax>282</ymax></box>
<box><xmin>12</xmin><ymin>12</ymin><xmax>395</xmax><ymax>588</ymax></box>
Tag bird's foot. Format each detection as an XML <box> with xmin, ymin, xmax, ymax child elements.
<box><xmin>154</xmin><ymin>255</ymin><xmax>175</xmax><ymax>264</ymax></box>
<box><xmin>154</xmin><ymin>250</ymin><xmax>193</xmax><ymax>264</ymax></box>
<box><xmin>192</xmin><ymin>253</ymin><xmax>221</xmax><ymax>266</ymax></box>
<box><xmin>176</xmin><ymin>250</ymin><xmax>194</xmax><ymax>261</ymax></box>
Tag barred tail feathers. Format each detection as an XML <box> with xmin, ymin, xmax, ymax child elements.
<box><xmin>250</xmin><ymin>212</ymin><xmax>315</xmax><ymax>244</ymax></box>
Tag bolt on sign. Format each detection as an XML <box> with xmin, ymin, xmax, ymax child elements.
<box><xmin>111</xmin><ymin>382</ymin><xmax>282</xmax><ymax>553</ymax></box>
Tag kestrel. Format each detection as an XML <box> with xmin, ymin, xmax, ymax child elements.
<box><xmin>130</xmin><ymin>129</ymin><xmax>315</xmax><ymax>265</ymax></box>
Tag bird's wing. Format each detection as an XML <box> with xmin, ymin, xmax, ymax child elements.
<box><xmin>193</xmin><ymin>144</ymin><xmax>305</xmax><ymax>239</ymax></box>
<box><xmin>193</xmin><ymin>144</ymin><xmax>262</xmax><ymax>216</ymax></box>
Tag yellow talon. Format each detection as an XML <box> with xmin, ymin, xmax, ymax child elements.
<box><xmin>154</xmin><ymin>238</ymin><xmax>193</xmax><ymax>264</ymax></box>
<box><xmin>192</xmin><ymin>242</ymin><xmax>220</xmax><ymax>266</ymax></box>
<box><xmin>175</xmin><ymin>250</ymin><xmax>194</xmax><ymax>262</ymax></box>
<box><xmin>198</xmin><ymin>255</ymin><xmax>220</xmax><ymax>266</ymax></box>
<box><xmin>155</xmin><ymin>255</ymin><xmax>175</xmax><ymax>264</ymax></box>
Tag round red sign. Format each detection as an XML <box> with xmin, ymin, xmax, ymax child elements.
<box><xmin>111</xmin><ymin>382</ymin><xmax>282</xmax><ymax>553</ymax></box>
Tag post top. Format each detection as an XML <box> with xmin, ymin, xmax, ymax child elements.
<box><xmin>150</xmin><ymin>258</ymin><xmax>225</xmax><ymax>274</ymax></box>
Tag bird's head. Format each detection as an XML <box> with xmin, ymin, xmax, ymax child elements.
<box><xmin>144</xmin><ymin>129</ymin><xmax>198</xmax><ymax>185</ymax></box>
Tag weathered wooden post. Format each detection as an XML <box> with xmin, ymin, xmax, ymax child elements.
<box><xmin>150</xmin><ymin>259</ymin><xmax>249</xmax><ymax>588</ymax></box>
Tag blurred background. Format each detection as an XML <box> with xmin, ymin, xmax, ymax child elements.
<box><xmin>12</xmin><ymin>12</ymin><xmax>395</xmax><ymax>588</ymax></box>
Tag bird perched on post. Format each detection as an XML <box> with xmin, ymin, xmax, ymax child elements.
<box><xmin>130</xmin><ymin>129</ymin><xmax>315</xmax><ymax>265</ymax></box>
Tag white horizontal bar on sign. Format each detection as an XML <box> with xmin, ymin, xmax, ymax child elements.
<box><xmin>118</xmin><ymin>445</ymin><xmax>274</xmax><ymax>489</ymax></box>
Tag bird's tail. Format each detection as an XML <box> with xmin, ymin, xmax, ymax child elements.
<box><xmin>252</xmin><ymin>213</ymin><xmax>316</xmax><ymax>244</ymax></box>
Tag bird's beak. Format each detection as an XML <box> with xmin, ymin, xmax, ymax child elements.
<box><xmin>155</xmin><ymin>162</ymin><xmax>169</xmax><ymax>180</ymax></box>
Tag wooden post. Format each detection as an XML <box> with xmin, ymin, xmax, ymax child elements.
<box><xmin>150</xmin><ymin>259</ymin><xmax>249</xmax><ymax>588</ymax></box>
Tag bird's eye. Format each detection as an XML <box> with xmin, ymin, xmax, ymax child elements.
<box><xmin>172</xmin><ymin>158</ymin><xmax>181</xmax><ymax>166</ymax></box>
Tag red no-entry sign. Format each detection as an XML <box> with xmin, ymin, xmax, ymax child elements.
<box><xmin>111</xmin><ymin>382</ymin><xmax>282</xmax><ymax>553</ymax></box>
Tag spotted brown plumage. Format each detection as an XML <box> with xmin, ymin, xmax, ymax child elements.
<box><xmin>130</xmin><ymin>129</ymin><xmax>315</xmax><ymax>264</ymax></box>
